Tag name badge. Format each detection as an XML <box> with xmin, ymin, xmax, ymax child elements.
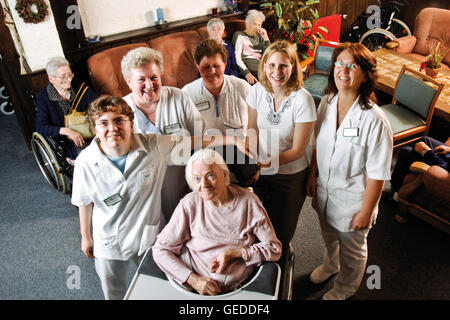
<box><xmin>196</xmin><ymin>101</ymin><xmax>210</xmax><ymax>111</ymax></box>
<box><xmin>164</xmin><ymin>123</ymin><xmax>181</xmax><ymax>135</ymax></box>
<box><xmin>343</xmin><ymin>127</ymin><xmax>359</xmax><ymax>137</ymax></box>
<box><xmin>103</xmin><ymin>193</ymin><xmax>122</xmax><ymax>207</ymax></box>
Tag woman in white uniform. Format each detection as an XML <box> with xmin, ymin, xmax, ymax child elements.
<box><xmin>72</xmin><ymin>95</ymin><xmax>249</xmax><ymax>300</ymax></box>
<box><xmin>182</xmin><ymin>39</ymin><xmax>257</xmax><ymax>185</ymax></box>
<box><xmin>121</xmin><ymin>47</ymin><xmax>204</xmax><ymax>221</ymax></box>
<box><xmin>245</xmin><ymin>40</ymin><xmax>316</xmax><ymax>257</ymax></box>
<box><xmin>306</xmin><ymin>42</ymin><xmax>393</xmax><ymax>300</ymax></box>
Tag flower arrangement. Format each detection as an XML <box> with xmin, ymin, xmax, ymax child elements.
<box><xmin>419</xmin><ymin>42</ymin><xmax>449</xmax><ymax>70</ymax></box>
<box><xmin>15</xmin><ymin>0</ymin><xmax>48</xmax><ymax>24</ymax></box>
<box><xmin>260</xmin><ymin>0</ymin><xmax>328</xmax><ymax>59</ymax></box>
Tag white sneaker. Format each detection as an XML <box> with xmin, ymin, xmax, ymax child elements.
<box><xmin>321</xmin><ymin>287</ymin><xmax>351</xmax><ymax>300</ymax></box>
<box><xmin>309</xmin><ymin>265</ymin><xmax>338</xmax><ymax>284</ymax></box>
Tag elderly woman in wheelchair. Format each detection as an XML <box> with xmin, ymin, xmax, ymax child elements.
<box><xmin>31</xmin><ymin>56</ymin><xmax>98</xmax><ymax>193</ymax></box>
<box><xmin>151</xmin><ymin>148</ymin><xmax>281</xmax><ymax>296</ymax></box>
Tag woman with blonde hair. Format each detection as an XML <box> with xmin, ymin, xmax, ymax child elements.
<box><xmin>246</xmin><ymin>40</ymin><xmax>316</xmax><ymax>257</ymax></box>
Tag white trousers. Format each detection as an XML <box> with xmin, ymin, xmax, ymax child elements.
<box><xmin>318</xmin><ymin>215</ymin><xmax>371</xmax><ymax>297</ymax></box>
<box><xmin>95</xmin><ymin>255</ymin><xmax>141</xmax><ymax>300</ymax></box>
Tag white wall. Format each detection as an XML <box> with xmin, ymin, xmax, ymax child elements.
<box><xmin>7</xmin><ymin>0</ymin><xmax>64</xmax><ymax>72</ymax></box>
<box><xmin>7</xmin><ymin>0</ymin><xmax>222</xmax><ymax>72</ymax></box>
<box><xmin>78</xmin><ymin>0</ymin><xmax>223</xmax><ymax>37</ymax></box>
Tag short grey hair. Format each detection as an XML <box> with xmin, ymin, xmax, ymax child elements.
<box><xmin>121</xmin><ymin>47</ymin><xmax>164</xmax><ymax>80</ymax></box>
<box><xmin>185</xmin><ymin>148</ymin><xmax>230</xmax><ymax>191</ymax></box>
<box><xmin>245</xmin><ymin>9</ymin><xmax>265</xmax><ymax>25</ymax></box>
<box><xmin>207</xmin><ymin>18</ymin><xmax>225</xmax><ymax>32</ymax></box>
<box><xmin>45</xmin><ymin>56</ymin><xmax>70</xmax><ymax>77</ymax></box>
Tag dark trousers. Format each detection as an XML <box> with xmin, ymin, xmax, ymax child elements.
<box><xmin>391</xmin><ymin>136</ymin><xmax>450</xmax><ymax>192</ymax></box>
<box><xmin>212</xmin><ymin>145</ymin><xmax>259</xmax><ymax>186</ymax></box>
<box><xmin>252</xmin><ymin>169</ymin><xmax>308</xmax><ymax>245</ymax></box>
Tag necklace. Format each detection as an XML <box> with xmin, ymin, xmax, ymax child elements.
<box><xmin>266</xmin><ymin>92</ymin><xmax>294</xmax><ymax>125</ymax></box>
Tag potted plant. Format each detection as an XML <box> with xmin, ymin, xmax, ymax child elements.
<box><xmin>419</xmin><ymin>41</ymin><xmax>449</xmax><ymax>78</ymax></box>
<box><xmin>260</xmin><ymin>0</ymin><xmax>328</xmax><ymax>59</ymax></box>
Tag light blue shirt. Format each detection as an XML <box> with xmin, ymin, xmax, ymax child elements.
<box><xmin>106</xmin><ymin>153</ymin><xmax>129</xmax><ymax>174</ymax></box>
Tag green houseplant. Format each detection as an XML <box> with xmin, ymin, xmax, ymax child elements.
<box><xmin>419</xmin><ymin>41</ymin><xmax>448</xmax><ymax>78</ymax></box>
<box><xmin>260</xmin><ymin>0</ymin><xmax>328</xmax><ymax>59</ymax></box>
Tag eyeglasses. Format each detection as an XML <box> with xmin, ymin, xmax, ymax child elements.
<box><xmin>52</xmin><ymin>73</ymin><xmax>75</xmax><ymax>80</ymax></box>
<box><xmin>334</xmin><ymin>61</ymin><xmax>360</xmax><ymax>70</ymax></box>
<box><xmin>95</xmin><ymin>118</ymin><xmax>130</xmax><ymax>129</ymax></box>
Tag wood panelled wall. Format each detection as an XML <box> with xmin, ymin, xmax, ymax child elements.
<box><xmin>1</xmin><ymin>0</ymin><xmax>449</xmax><ymax>149</ymax></box>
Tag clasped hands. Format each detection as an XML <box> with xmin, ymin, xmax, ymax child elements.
<box><xmin>414</xmin><ymin>141</ymin><xmax>450</xmax><ymax>155</ymax></box>
<box><xmin>185</xmin><ymin>248</ymin><xmax>242</xmax><ymax>296</ymax></box>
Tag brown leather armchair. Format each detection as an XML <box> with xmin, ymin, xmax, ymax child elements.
<box><xmin>396</xmin><ymin>8</ymin><xmax>450</xmax><ymax>69</ymax></box>
<box><xmin>397</xmin><ymin>161</ymin><xmax>450</xmax><ymax>234</ymax></box>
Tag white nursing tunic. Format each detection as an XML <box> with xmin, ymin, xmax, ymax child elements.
<box><xmin>313</xmin><ymin>94</ymin><xmax>393</xmax><ymax>232</ymax></box>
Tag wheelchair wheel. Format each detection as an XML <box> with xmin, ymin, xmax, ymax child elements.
<box><xmin>1</xmin><ymin>100</ymin><xmax>14</xmax><ymax>115</ymax></box>
<box><xmin>388</xmin><ymin>18</ymin><xmax>411</xmax><ymax>39</ymax></box>
<box><xmin>0</xmin><ymin>86</ymin><xmax>8</xmax><ymax>99</ymax></box>
<box><xmin>359</xmin><ymin>28</ymin><xmax>396</xmax><ymax>51</ymax></box>
<box><xmin>31</xmin><ymin>132</ymin><xmax>68</xmax><ymax>194</ymax></box>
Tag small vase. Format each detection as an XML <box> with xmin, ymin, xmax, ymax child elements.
<box><xmin>425</xmin><ymin>65</ymin><xmax>441</xmax><ymax>78</ymax></box>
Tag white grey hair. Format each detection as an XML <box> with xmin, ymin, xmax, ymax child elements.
<box><xmin>207</xmin><ymin>18</ymin><xmax>225</xmax><ymax>32</ymax></box>
<box><xmin>185</xmin><ymin>148</ymin><xmax>230</xmax><ymax>191</ymax></box>
<box><xmin>45</xmin><ymin>56</ymin><xmax>70</xmax><ymax>77</ymax></box>
<box><xmin>121</xmin><ymin>47</ymin><xmax>164</xmax><ymax>80</ymax></box>
<box><xmin>245</xmin><ymin>9</ymin><xmax>265</xmax><ymax>25</ymax></box>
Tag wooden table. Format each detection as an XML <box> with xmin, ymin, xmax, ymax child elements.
<box><xmin>373</xmin><ymin>48</ymin><xmax>450</xmax><ymax>121</ymax></box>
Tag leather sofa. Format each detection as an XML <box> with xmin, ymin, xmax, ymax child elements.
<box><xmin>396</xmin><ymin>8</ymin><xmax>450</xmax><ymax>69</ymax></box>
<box><xmin>87</xmin><ymin>20</ymin><xmax>246</xmax><ymax>96</ymax></box>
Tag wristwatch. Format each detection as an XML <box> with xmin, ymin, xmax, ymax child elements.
<box><xmin>241</xmin><ymin>247</ymin><xmax>249</xmax><ymax>262</ymax></box>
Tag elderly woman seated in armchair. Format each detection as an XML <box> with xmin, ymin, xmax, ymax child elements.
<box><xmin>152</xmin><ymin>148</ymin><xmax>281</xmax><ymax>295</ymax></box>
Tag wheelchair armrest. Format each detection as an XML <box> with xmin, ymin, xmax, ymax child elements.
<box><xmin>241</xmin><ymin>262</ymin><xmax>281</xmax><ymax>296</ymax></box>
<box><xmin>137</xmin><ymin>247</ymin><xmax>168</xmax><ymax>280</ymax></box>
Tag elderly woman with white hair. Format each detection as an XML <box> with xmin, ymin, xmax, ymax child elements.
<box><xmin>152</xmin><ymin>148</ymin><xmax>281</xmax><ymax>295</ymax></box>
<box><xmin>35</xmin><ymin>56</ymin><xmax>98</xmax><ymax>161</ymax></box>
<box><xmin>232</xmin><ymin>9</ymin><xmax>270</xmax><ymax>84</ymax></box>
<box><xmin>206</xmin><ymin>17</ymin><xmax>239</xmax><ymax>77</ymax></box>
<box><xmin>121</xmin><ymin>47</ymin><xmax>205</xmax><ymax>220</ymax></box>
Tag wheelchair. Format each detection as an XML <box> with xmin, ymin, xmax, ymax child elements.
<box><xmin>30</xmin><ymin>132</ymin><xmax>74</xmax><ymax>194</ymax></box>
<box><xmin>124</xmin><ymin>245</ymin><xmax>295</xmax><ymax>300</ymax></box>
<box><xmin>124</xmin><ymin>161</ymin><xmax>295</xmax><ymax>300</ymax></box>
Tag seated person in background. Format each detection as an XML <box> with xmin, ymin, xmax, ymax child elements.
<box><xmin>153</xmin><ymin>148</ymin><xmax>281</xmax><ymax>295</ymax></box>
<box><xmin>121</xmin><ymin>47</ymin><xmax>204</xmax><ymax>221</ymax></box>
<box><xmin>207</xmin><ymin>18</ymin><xmax>240</xmax><ymax>78</ymax></box>
<box><xmin>390</xmin><ymin>136</ymin><xmax>450</xmax><ymax>223</ymax></box>
<box><xmin>35</xmin><ymin>56</ymin><xmax>98</xmax><ymax>161</ymax></box>
<box><xmin>73</xmin><ymin>96</ymin><xmax>249</xmax><ymax>300</ymax></box>
<box><xmin>182</xmin><ymin>39</ymin><xmax>257</xmax><ymax>184</ymax></box>
<box><xmin>232</xmin><ymin>9</ymin><xmax>270</xmax><ymax>85</ymax></box>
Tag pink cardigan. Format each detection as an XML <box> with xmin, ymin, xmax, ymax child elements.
<box><xmin>152</xmin><ymin>184</ymin><xmax>281</xmax><ymax>291</ymax></box>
